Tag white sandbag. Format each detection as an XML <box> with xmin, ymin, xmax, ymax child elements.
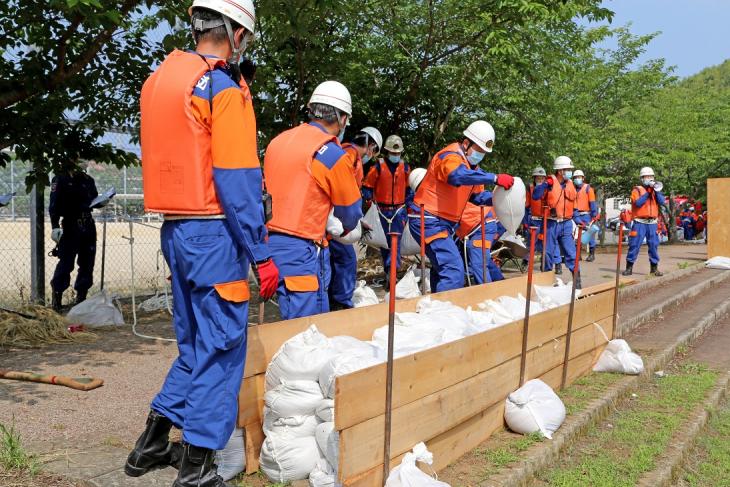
<box><xmin>66</xmin><ymin>290</ymin><xmax>124</xmax><ymax>326</ymax></box>
<box><xmin>260</xmin><ymin>432</ymin><xmax>324</xmax><ymax>483</ymax></box>
<box><xmin>265</xmin><ymin>325</ymin><xmax>335</xmax><ymax>390</ymax></box>
<box><xmin>493</xmin><ymin>176</ymin><xmax>526</xmax><ymax>236</ymax></box>
<box><xmin>363</xmin><ymin>203</ymin><xmax>388</xmax><ymax>249</ymax></box>
<box><xmin>327</xmin><ymin>209</ymin><xmax>362</xmax><ymax>244</ymax></box>
<box><xmin>478</xmin><ymin>299</ymin><xmax>516</xmax><ymax>325</ymax></box>
<box><xmin>315</xmin><ymin>422</ymin><xmax>340</xmax><ymax>469</ymax></box>
<box><xmin>393</xmin><ymin>268</ymin><xmax>422</xmax><ymax>299</ymax></box>
<box><xmin>400</xmin><ymin>224</ymin><xmax>422</xmax><ymax>256</ymax></box>
<box><xmin>372</xmin><ymin>325</ymin><xmax>444</xmax><ymax>357</ymax></box>
<box><xmin>385</xmin><ymin>442</ymin><xmax>451</xmax><ymax>487</ymax></box>
<box><xmin>593</xmin><ymin>339</ymin><xmax>644</xmax><ymax>375</ymax></box>
<box><xmin>215</xmin><ymin>427</ymin><xmax>246</xmax><ymax>481</ymax></box>
<box><xmin>352</xmin><ymin>281</ymin><xmax>380</xmax><ymax>307</ymax></box>
<box><xmin>505</xmin><ymin>379</ymin><xmax>566</xmax><ymax>439</ymax></box>
<box><xmin>412</xmin><ymin>266</ymin><xmax>431</xmax><ymax>294</ymax></box>
<box><xmin>534</xmin><ymin>280</ymin><xmax>581</xmax><ymax>309</ymax></box>
<box><xmin>319</xmin><ymin>351</ymin><xmax>384</xmax><ymax>398</ymax></box>
<box><xmin>309</xmin><ymin>458</ymin><xmax>339</xmax><ymax>487</ymax></box>
<box><xmin>706</xmin><ymin>256</ymin><xmax>730</xmax><ymax>270</ymax></box>
<box><xmin>316</xmin><ymin>399</ymin><xmax>335</xmax><ymax>423</ymax></box>
<box><xmin>264</xmin><ymin>380</ymin><xmax>324</xmax><ymax>418</ymax></box>
<box><xmin>465</xmin><ymin>307</ymin><xmax>500</xmax><ymax>334</ymax></box>
<box><xmin>263</xmin><ymin>407</ymin><xmax>320</xmax><ymax>438</ymax></box>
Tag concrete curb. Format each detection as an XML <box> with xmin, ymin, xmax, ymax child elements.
<box><xmin>619</xmin><ymin>268</ymin><xmax>730</xmax><ymax>337</ymax></box>
<box><xmin>636</xmin><ymin>372</ymin><xmax>730</xmax><ymax>487</ymax></box>
<box><xmin>618</xmin><ymin>262</ymin><xmax>705</xmax><ymax>301</ymax></box>
<box><xmin>485</xmin><ymin>290</ymin><xmax>730</xmax><ymax>487</ymax></box>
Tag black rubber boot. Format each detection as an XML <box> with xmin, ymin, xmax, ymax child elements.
<box><xmin>650</xmin><ymin>263</ymin><xmax>663</xmax><ymax>277</ymax></box>
<box><xmin>586</xmin><ymin>249</ymin><xmax>595</xmax><ymax>262</ymax></box>
<box><xmin>51</xmin><ymin>291</ymin><xmax>63</xmax><ymax>312</ymax></box>
<box><xmin>75</xmin><ymin>289</ymin><xmax>88</xmax><ymax>305</ymax></box>
<box><xmin>554</xmin><ymin>263</ymin><xmax>563</xmax><ymax>275</ymax></box>
<box><xmin>125</xmin><ymin>410</ymin><xmax>182</xmax><ymax>477</ymax></box>
<box><xmin>172</xmin><ymin>443</ymin><xmax>229</xmax><ymax>487</ymax></box>
<box><xmin>622</xmin><ymin>262</ymin><xmax>633</xmax><ymax>276</ymax></box>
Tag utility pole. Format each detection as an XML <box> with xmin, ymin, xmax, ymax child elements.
<box><xmin>29</xmin><ymin>175</ymin><xmax>45</xmax><ymax>304</ymax></box>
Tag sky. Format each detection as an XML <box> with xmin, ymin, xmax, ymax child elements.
<box><xmin>589</xmin><ymin>0</ymin><xmax>730</xmax><ymax>78</ymax></box>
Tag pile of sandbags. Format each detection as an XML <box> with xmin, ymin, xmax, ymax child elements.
<box><xmin>478</xmin><ymin>294</ymin><xmax>545</xmax><ymax>324</ymax></box>
<box><xmin>534</xmin><ymin>279</ymin><xmax>581</xmax><ymax>309</ymax></box>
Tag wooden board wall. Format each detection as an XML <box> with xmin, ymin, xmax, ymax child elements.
<box><xmin>708</xmin><ymin>178</ymin><xmax>730</xmax><ymax>258</ymax></box>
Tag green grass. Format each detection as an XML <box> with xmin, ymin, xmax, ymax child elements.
<box><xmin>677</xmin><ymin>261</ymin><xmax>692</xmax><ymax>270</ymax></box>
<box><xmin>475</xmin><ymin>431</ymin><xmax>545</xmax><ymax>478</ymax></box>
<box><xmin>680</xmin><ymin>402</ymin><xmax>730</xmax><ymax>487</ymax></box>
<box><xmin>0</xmin><ymin>421</ymin><xmax>39</xmax><ymax>476</ymax></box>
<box><xmin>538</xmin><ymin>362</ymin><xmax>717</xmax><ymax>487</ymax></box>
<box><xmin>559</xmin><ymin>372</ymin><xmax>624</xmax><ymax>416</ymax></box>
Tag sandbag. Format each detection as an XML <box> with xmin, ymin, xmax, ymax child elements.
<box><xmin>534</xmin><ymin>280</ymin><xmax>581</xmax><ymax>309</ymax></box>
<box><xmin>264</xmin><ymin>380</ymin><xmax>324</xmax><ymax>418</ymax></box>
<box><xmin>66</xmin><ymin>290</ymin><xmax>124</xmax><ymax>326</ymax></box>
<box><xmin>352</xmin><ymin>281</ymin><xmax>379</xmax><ymax>308</ymax></box>
<box><xmin>362</xmin><ymin>203</ymin><xmax>388</xmax><ymax>249</ymax></box>
<box><xmin>706</xmin><ymin>256</ymin><xmax>730</xmax><ymax>270</ymax></box>
<box><xmin>319</xmin><ymin>350</ymin><xmax>384</xmax><ymax>398</ymax></box>
<box><xmin>215</xmin><ymin>427</ymin><xmax>245</xmax><ymax>481</ymax></box>
<box><xmin>260</xmin><ymin>433</ymin><xmax>324</xmax><ymax>483</ymax></box>
<box><xmin>505</xmin><ymin>379</ymin><xmax>566</xmax><ymax>439</ymax></box>
<box><xmin>263</xmin><ymin>408</ymin><xmax>320</xmax><ymax>438</ymax></box>
<box><xmin>372</xmin><ymin>324</ymin><xmax>445</xmax><ymax>357</ymax></box>
<box><xmin>400</xmin><ymin>224</ymin><xmax>421</xmax><ymax>256</ymax></box>
<box><xmin>315</xmin><ymin>422</ymin><xmax>340</xmax><ymax>469</ymax></box>
<box><xmin>593</xmin><ymin>339</ymin><xmax>644</xmax><ymax>375</ymax></box>
<box><xmin>316</xmin><ymin>399</ymin><xmax>335</xmax><ymax>423</ymax></box>
<box><xmin>309</xmin><ymin>458</ymin><xmax>339</xmax><ymax>487</ymax></box>
<box><xmin>384</xmin><ymin>268</ymin><xmax>421</xmax><ymax>301</ymax></box>
<box><xmin>493</xmin><ymin>177</ymin><xmax>526</xmax><ymax>235</ymax></box>
<box><xmin>265</xmin><ymin>325</ymin><xmax>335</xmax><ymax>390</ymax></box>
<box><xmin>385</xmin><ymin>442</ymin><xmax>451</xmax><ymax>487</ymax></box>
<box><xmin>327</xmin><ymin>209</ymin><xmax>362</xmax><ymax>244</ymax></box>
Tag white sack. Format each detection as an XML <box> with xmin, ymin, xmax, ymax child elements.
<box><xmin>493</xmin><ymin>176</ymin><xmax>527</xmax><ymax>235</ymax></box>
<box><xmin>534</xmin><ymin>280</ymin><xmax>581</xmax><ymax>309</ymax></box>
<box><xmin>319</xmin><ymin>350</ymin><xmax>384</xmax><ymax>399</ymax></box>
<box><xmin>309</xmin><ymin>458</ymin><xmax>339</xmax><ymax>487</ymax></box>
<box><xmin>412</xmin><ymin>266</ymin><xmax>431</xmax><ymax>294</ymax></box>
<box><xmin>505</xmin><ymin>379</ymin><xmax>566</xmax><ymax>439</ymax></box>
<box><xmin>316</xmin><ymin>399</ymin><xmax>335</xmax><ymax>423</ymax></box>
<box><xmin>362</xmin><ymin>203</ymin><xmax>388</xmax><ymax>249</ymax></box>
<box><xmin>264</xmin><ymin>380</ymin><xmax>324</xmax><ymax>418</ymax></box>
<box><xmin>260</xmin><ymin>433</ymin><xmax>324</xmax><ymax>483</ymax></box>
<box><xmin>465</xmin><ymin>307</ymin><xmax>499</xmax><ymax>334</ymax></box>
<box><xmin>372</xmin><ymin>325</ymin><xmax>444</xmax><ymax>357</ymax></box>
<box><xmin>400</xmin><ymin>224</ymin><xmax>422</xmax><ymax>256</ymax></box>
<box><xmin>385</xmin><ymin>442</ymin><xmax>451</xmax><ymax>487</ymax></box>
<box><xmin>593</xmin><ymin>339</ymin><xmax>644</xmax><ymax>375</ymax></box>
<box><xmin>215</xmin><ymin>427</ymin><xmax>246</xmax><ymax>481</ymax></box>
<box><xmin>265</xmin><ymin>325</ymin><xmax>335</xmax><ymax>390</ymax></box>
<box><xmin>66</xmin><ymin>290</ymin><xmax>124</xmax><ymax>326</ymax></box>
<box><xmin>706</xmin><ymin>256</ymin><xmax>730</xmax><ymax>270</ymax></box>
<box><xmin>387</xmin><ymin>268</ymin><xmax>422</xmax><ymax>300</ymax></box>
<box><xmin>263</xmin><ymin>407</ymin><xmax>320</xmax><ymax>438</ymax></box>
<box><xmin>352</xmin><ymin>280</ymin><xmax>380</xmax><ymax>307</ymax></box>
<box><xmin>327</xmin><ymin>209</ymin><xmax>362</xmax><ymax>244</ymax></box>
<box><xmin>478</xmin><ymin>300</ymin><xmax>517</xmax><ymax>325</ymax></box>
<box><xmin>315</xmin><ymin>422</ymin><xmax>340</xmax><ymax>469</ymax></box>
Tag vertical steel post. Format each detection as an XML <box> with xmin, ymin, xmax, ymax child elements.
<box><xmin>383</xmin><ymin>232</ymin><xmax>399</xmax><ymax>485</ymax></box>
<box><xmin>561</xmin><ymin>225</ymin><xmax>583</xmax><ymax>389</ymax></box>
<box><xmin>520</xmin><ymin>227</ymin><xmax>538</xmax><ymax>386</ymax></box>
<box><xmin>612</xmin><ymin>223</ymin><xmax>624</xmax><ymax>338</ymax></box>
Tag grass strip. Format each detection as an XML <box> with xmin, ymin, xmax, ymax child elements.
<box><xmin>678</xmin><ymin>400</ymin><xmax>730</xmax><ymax>487</ymax></box>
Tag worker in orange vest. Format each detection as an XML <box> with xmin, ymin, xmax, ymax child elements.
<box><xmin>455</xmin><ymin>201</ymin><xmax>503</xmax><ymax>284</ymax></box>
<box><xmin>363</xmin><ymin>135</ymin><xmax>412</xmax><ymax>275</ymax></box>
<box><xmin>130</xmin><ymin>2</ymin><xmax>279</xmax><ymax>485</ymax></box>
<box><xmin>572</xmin><ymin>169</ymin><xmax>599</xmax><ymax>262</ymax></box>
<box><xmin>532</xmin><ymin>156</ymin><xmax>578</xmax><ymax>284</ymax></box>
<box><xmin>327</xmin><ymin>127</ymin><xmax>383</xmax><ymax>310</ymax></box>
<box><xmin>264</xmin><ymin>81</ymin><xmax>363</xmax><ymax>319</ymax></box>
<box><xmin>623</xmin><ymin>166</ymin><xmax>666</xmax><ymax>276</ymax></box>
<box><xmin>407</xmin><ymin>120</ymin><xmax>514</xmax><ymax>292</ymax></box>
<box><xmin>523</xmin><ymin>167</ymin><xmax>547</xmax><ymax>264</ymax></box>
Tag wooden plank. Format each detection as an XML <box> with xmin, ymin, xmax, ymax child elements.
<box><xmin>237</xmin><ymin>374</ymin><xmax>265</xmax><ymax>427</ymax></box>
<box><xmin>334</xmin><ymin>289</ymin><xmax>614</xmax><ymax>430</ymax></box>
<box><xmin>581</xmin><ymin>277</ymin><xmax>636</xmax><ymax>296</ymax></box>
<box><xmin>243</xmin><ymin>271</ymin><xmax>555</xmax><ymax>378</ymax></box>
<box><xmin>243</xmin><ymin>422</ymin><xmax>264</xmax><ymax>475</ymax></box>
<box><xmin>708</xmin><ymin>178</ymin><xmax>730</xmax><ymax>259</ymax></box>
<box><xmin>336</xmin><ymin>316</ymin><xmax>612</xmax><ymax>481</ymax></box>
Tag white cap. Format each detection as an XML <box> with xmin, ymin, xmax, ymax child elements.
<box><xmin>463</xmin><ymin>120</ymin><xmax>495</xmax><ymax>153</ymax></box>
<box><xmin>573</xmin><ymin>170</ymin><xmax>585</xmax><ymax>178</ymax></box>
<box><xmin>308</xmin><ymin>81</ymin><xmax>352</xmax><ymax>116</ymax></box>
<box><xmin>553</xmin><ymin>156</ymin><xmax>574</xmax><ymax>170</ymax></box>
<box><xmin>640</xmin><ymin>166</ymin><xmax>655</xmax><ymax>178</ymax></box>
<box><xmin>189</xmin><ymin>0</ymin><xmax>256</xmax><ymax>36</ymax></box>
<box><xmin>409</xmin><ymin>168</ymin><xmax>427</xmax><ymax>191</ymax></box>
<box><xmin>360</xmin><ymin>127</ymin><xmax>383</xmax><ymax>151</ymax></box>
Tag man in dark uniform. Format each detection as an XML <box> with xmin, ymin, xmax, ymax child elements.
<box><xmin>49</xmin><ymin>160</ymin><xmax>98</xmax><ymax>311</ymax></box>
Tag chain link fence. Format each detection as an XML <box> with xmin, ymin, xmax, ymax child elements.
<box><xmin>0</xmin><ymin>130</ymin><xmax>167</xmax><ymax>309</ymax></box>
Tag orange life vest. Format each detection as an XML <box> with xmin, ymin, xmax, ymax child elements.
<box><xmin>414</xmin><ymin>143</ymin><xmax>478</xmax><ymax>223</ymax></box>
<box><xmin>455</xmin><ymin>203</ymin><xmax>496</xmax><ymax>240</ymax></box>
<box><xmin>547</xmin><ymin>179</ymin><xmax>576</xmax><ymax>219</ymax></box>
<box><xmin>141</xmin><ymin>49</ymin><xmax>257</xmax><ymax>215</ymax></box>
<box><xmin>632</xmin><ymin>186</ymin><xmax>659</xmax><ymax>219</ymax></box>
<box><xmin>620</xmin><ymin>208</ymin><xmax>633</xmax><ymax>224</ymax></box>
<box><xmin>372</xmin><ymin>160</ymin><xmax>408</xmax><ymax>206</ymax></box>
<box><xmin>264</xmin><ymin>123</ymin><xmax>337</xmax><ymax>241</ymax></box>
<box><xmin>574</xmin><ymin>184</ymin><xmax>594</xmax><ymax>212</ymax></box>
<box><xmin>342</xmin><ymin>143</ymin><xmax>364</xmax><ymax>188</ymax></box>
<box><xmin>527</xmin><ymin>184</ymin><xmax>546</xmax><ymax>219</ymax></box>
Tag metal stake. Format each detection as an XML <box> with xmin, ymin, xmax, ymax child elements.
<box><xmin>420</xmin><ymin>204</ymin><xmax>427</xmax><ymax>295</ymax></box>
<box><xmin>520</xmin><ymin>227</ymin><xmax>538</xmax><ymax>386</ymax></box>
<box><xmin>561</xmin><ymin>225</ymin><xmax>583</xmax><ymax>390</ymax></box>
<box><xmin>612</xmin><ymin>223</ymin><xmax>624</xmax><ymax>339</ymax></box>
<box><xmin>480</xmin><ymin>206</ymin><xmax>488</xmax><ymax>284</ymax></box>
<box><xmin>541</xmin><ymin>203</ymin><xmax>549</xmax><ymax>272</ymax></box>
<box><xmin>383</xmin><ymin>232</ymin><xmax>399</xmax><ymax>485</ymax></box>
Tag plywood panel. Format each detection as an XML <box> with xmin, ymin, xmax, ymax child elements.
<box><xmin>708</xmin><ymin>178</ymin><xmax>730</xmax><ymax>259</ymax></box>
<box><xmin>334</xmin><ymin>290</ymin><xmax>614</xmax><ymax>430</ymax></box>
<box><xmin>237</xmin><ymin>374</ymin><xmax>265</xmax><ymax>427</ymax></box>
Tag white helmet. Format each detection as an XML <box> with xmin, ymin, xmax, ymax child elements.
<box><xmin>189</xmin><ymin>0</ymin><xmax>256</xmax><ymax>59</ymax></box>
<box><xmin>360</xmin><ymin>127</ymin><xmax>383</xmax><ymax>152</ymax></box>
<box><xmin>553</xmin><ymin>156</ymin><xmax>574</xmax><ymax>170</ymax></box>
<box><xmin>532</xmin><ymin>167</ymin><xmax>547</xmax><ymax>177</ymax></box>
<box><xmin>308</xmin><ymin>81</ymin><xmax>352</xmax><ymax>116</ymax></box>
<box><xmin>573</xmin><ymin>170</ymin><xmax>585</xmax><ymax>178</ymax></box>
<box><xmin>409</xmin><ymin>168</ymin><xmax>427</xmax><ymax>191</ymax></box>
<box><xmin>463</xmin><ymin>121</ymin><xmax>495</xmax><ymax>153</ymax></box>
<box><xmin>384</xmin><ymin>135</ymin><xmax>404</xmax><ymax>154</ymax></box>
<box><xmin>640</xmin><ymin>166</ymin><xmax>655</xmax><ymax>178</ymax></box>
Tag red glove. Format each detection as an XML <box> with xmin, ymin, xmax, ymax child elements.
<box><xmin>254</xmin><ymin>259</ymin><xmax>279</xmax><ymax>301</ymax></box>
<box><xmin>495</xmin><ymin>174</ymin><xmax>514</xmax><ymax>190</ymax></box>
<box><xmin>546</xmin><ymin>176</ymin><xmax>555</xmax><ymax>187</ymax></box>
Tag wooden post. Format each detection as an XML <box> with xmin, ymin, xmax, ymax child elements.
<box><xmin>480</xmin><ymin>206</ymin><xmax>487</xmax><ymax>284</ymax></box>
<box><xmin>612</xmin><ymin>223</ymin><xmax>624</xmax><ymax>338</ymax></box>
<box><xmin>561</xmin><ymin>225</ymin><xmax>583</xmax><ymax>389</ymax></box>
<box><xmin>420</xmin><ymin>204</ymin><xmax>427</xmax><ymax>295</ymax></box>
<box><xmin>520</xmin><ymin>227</ymin><xmax>538</xmax><ymax>386</ymax></box>
<box><xmin>383</xmin><ymin>232</ymin><xmax>399</xmax><ymax>485</ymax></box>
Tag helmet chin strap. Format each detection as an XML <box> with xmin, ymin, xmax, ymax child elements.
<box><xmin>222</xmin><ymin>16</ymin><xmax>253</xmax><ymax>84</ymax></box>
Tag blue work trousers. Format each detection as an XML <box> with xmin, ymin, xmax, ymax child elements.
<box><xmin>627</xmin><ymin>221</ymin><xmax>660</xmax><ymax>265</ymax></box>
<box><xmin>378</xmin><ymin>206</ymin><xmax>407</xmax><ymax>271</ymax></box>
<box><xmin>546</xmin><ymin>219</ymin><xmax>577</xmax><ymax>273</ymax></box>
<box><xmin>328</xmin><ymin>240</ymin><xmax>357</xmax><ymax>308</ymax></box>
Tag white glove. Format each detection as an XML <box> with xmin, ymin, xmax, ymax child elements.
<box><xmin>51</xmin><ymin>228</ymin><xmax>63</xmax><ymax>243</ymax></box>
<box><xmin>326</xmin><ymin>209</ymin><xmax>344</xmax><ymax>237</ymax></box>
<box><xmin>335</xmin><ymin>221</ymin><xmax>362</xmax><ymax>244</ymax></box>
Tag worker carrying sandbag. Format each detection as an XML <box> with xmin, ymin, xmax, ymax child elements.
<box><xmin>523</xmin><ymin>167</ymin><xmax>548</xmax><ymax>262</ymax></box>
<box><xmin>130</xmin><ymin>1</ymin><xmax>280</xmax><ymax>486</ymax></box>
<box><xmin>572</xmin><ymin>169</ymin><xmax>599</xmax><ymax>262</ymax></box>
<box><xmin>363</xmin><ymin>135</ymin><xmax>413</xmax><ymax>279</ymax></box>
<box><xmin>406</xmin><ymin>121</ymin><xmax>515</xmax><ymax>292</ymax></box>
<box><xmin>265</xmin><ymin>81</ymin><xmax>364</xmax><ymax>319</ymax></box>
<box><xmin>623</xmin><ymin>166</ymin><xmax>666</xmax><ymax>277</ymax></box>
